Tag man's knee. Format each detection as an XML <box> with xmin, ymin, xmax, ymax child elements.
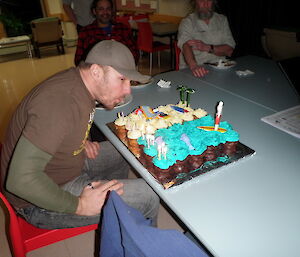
<box><xmin>120</xmin><ymin>179</ymin><xmax>160</xmax><ymax>218</ymax></box>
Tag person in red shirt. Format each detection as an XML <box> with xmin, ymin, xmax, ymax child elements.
<box><xmin>75</xmin><ymin>0</ymin><xmax>139</xmax><ymax>66</ymax></box>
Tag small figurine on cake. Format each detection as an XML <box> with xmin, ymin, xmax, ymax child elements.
<box><xmin>176</xmin><ymin>86</ymin><xmax>195</xmax><ymax>107</ymax></box>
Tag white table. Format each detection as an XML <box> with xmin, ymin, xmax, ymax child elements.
<box><xmin>179</xmin><ymin>55</ymin><xmax>299</xmax><ymax>112</ymax></box>
<box><xmin>0</xmin><ymin>35</ymin><xmax>32</xmax><ymax>58</ymax></box>
<box><xmin>94</xmin><ymin>55</ymin><xmax>300</xmax><ymax>257</ymax></box>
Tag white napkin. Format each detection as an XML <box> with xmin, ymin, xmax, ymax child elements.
<box><xmin>236</xmin><ymin>69</ymin><xmax>255</xmax><ymax>77</ymax></box>
<box><xmin>157</xmin><ymin>79</ymin><xmax>171</xmax><ymax>88</ymax></box>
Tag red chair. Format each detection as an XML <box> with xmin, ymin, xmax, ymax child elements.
<box><xmin>174</xmin><ymin>40</ymin><xmax>181</xmax><ymax>71</ymax></box>
<box><xmin>137</xmin><ymin>22</ymin><xmax>170</xmax><ymax>75</ymax></box>
<box><xmin>115</xmin><ymin>16</ymin><xmax>131</xmax><ymax>29</ymax></box>
<box><xmin>132</xmin><ymin>13</ymin><xmax>149</xmax><ymax>21</ymax></box>
<box><xmin>0</xmin><ymin>143</ymin><xmax>98</xmax><ymax>257</ymax></box>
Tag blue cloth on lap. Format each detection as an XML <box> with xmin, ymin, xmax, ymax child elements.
<box><xmin>100</xmin><ymin>190</ymin><xmax>209</xmax><ymax>257</ymax></box>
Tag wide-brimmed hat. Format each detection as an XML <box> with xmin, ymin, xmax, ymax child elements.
<box><xmin>86</xmin><ymin>40</ymin><xmax>151</xmax><ymax>83</ymax></box>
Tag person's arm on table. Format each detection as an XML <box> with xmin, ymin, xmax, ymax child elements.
<box><xmin>211</xmin><ymin>44</ymin><xmax>234</xmax><ymax>57</ymax></box>
<box><xmin>186</xmin><ymin>39</ymin><xmax>233</xmax><ymax>57</ymax></box>
<box><xmin>182</xmin><ymin>42</ymin><xmax>209</xmax><ymax>78</ymax></box>
<box><xmin>6</xmin><ymin>136</ymin><xmax>123</xmax><ymax>216</ymax></box>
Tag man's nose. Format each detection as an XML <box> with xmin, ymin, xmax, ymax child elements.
<box><xmin>124</xmin><ymin>81</ymin><xmax>131</xmax><ymax>95</ymax></box>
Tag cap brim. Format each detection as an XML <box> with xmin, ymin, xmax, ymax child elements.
<box><xmin>113</xmin><ymin>67</ymin><xmax>151</xmax><ymax>84</ymax></box>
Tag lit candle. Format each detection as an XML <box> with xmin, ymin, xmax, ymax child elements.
<box><xmin>214</xmin><ymin>101</ymin><xmax>223</xmax><ymax>131</ymax></box>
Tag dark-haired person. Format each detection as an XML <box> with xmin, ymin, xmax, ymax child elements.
<box><xmin>74</xmin><ymin>0</ymin><xmax>139</xmax><ymax>66</ymax></box>
<box><xmin>63</xmin><ymin>0</ymin><xmax>117</xmax><ymax>32</ymax></box>
<box><xmin>178</xmin><ymin>0</ymin><xmax>235</xmax><ymax>77</ymax></box>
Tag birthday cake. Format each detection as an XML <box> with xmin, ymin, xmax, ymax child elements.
<box><xmin>113</xmin><ymin>101</ymin><xmax>240</xmax><ymax>188</ymax></box>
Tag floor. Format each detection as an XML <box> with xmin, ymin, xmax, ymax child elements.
<box><xmin>0</xmin><ymin>46</ymin><xmax>184</xmax><ymax>257</ymax></box>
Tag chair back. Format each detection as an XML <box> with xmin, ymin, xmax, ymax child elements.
<box><xmin>31</xmin><ymin>17</ymin><xmax>63</xmax><ymax>44</ymax></box>
<box><xmin>0</xmin><ymin>142</ymin><xmax>98</xmax><ymax>257</ymax></box>
<box><xmin>174</xmin><ymin>40</ymin><xmax>181</xmax><ymax>71</ymax></box>
<box><xmin>0</xmin><ymin>191</ymin><xmax>27</xmax><ymax>257</ymax></box>
<box><xmin>0</xmin><ymin>140</ymin><xmax>27</xmax><ymax>257</ymax></box>
<box><xmin>137</xmin><ymin>22</ymin><xmax>154</xmax><ymax>52</ymax></box>
<box><xmin>115</xmin><ymin>16</ymin><xmax>131</xmax><ymax>29</ymax></box>
<box><xmin>132</xmin><ymin>14</ymin><xmax>149</xmax><ymax>22</ymax></box>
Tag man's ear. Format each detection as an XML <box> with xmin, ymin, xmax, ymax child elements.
<box><xmin>90</xmin><ymin>64</ymin><xmax>102</xmax><ymax>80</ymax></box>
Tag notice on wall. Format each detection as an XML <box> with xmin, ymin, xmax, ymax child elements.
<box><xmin>121</xmin><ymin>0</ymin><xmax>126</xmax><ymax>5</ymax></box>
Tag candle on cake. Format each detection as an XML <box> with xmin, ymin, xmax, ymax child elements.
<box><xmin>214</xmin><ymin>101</ymin><xmax>223</xmax><ymax>131</ymax></box>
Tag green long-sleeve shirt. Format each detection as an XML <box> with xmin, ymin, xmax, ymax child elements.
<box><xmin>6</xmin><ymin>136</ymin><xmax>78</xmax><ymax>213</ymax></box>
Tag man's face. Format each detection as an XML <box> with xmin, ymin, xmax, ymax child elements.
<box><xmin>93</xmin><ymin>0</ymin><xmax>112</xmax><ymax>25</ymax></box>
<box><xmin>195</xmin><ymin>0</ymin><xmax>214</xmax><ymax>20</ymax></box>
<box><xmin>95</xmin><ymin>66</ymin><xmax>131</xmax><ymax>110</ymax></box>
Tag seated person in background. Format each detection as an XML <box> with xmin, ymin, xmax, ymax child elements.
<box><xmin>63</xmin><ymin>0</ymin><xmax>116</xmax><ymax>32</ymax></box>
<box><xmin>0</xmin><ymin>40</ymin><xmax>158</xmax><ymax>230</ymax></box>
<box><xmin>75</xmin><ymin>0</ymin><xmax>139</xmax><ymax>66</ymax></box>
<box><xmin>178</xmin><ymin>0</ymin><xmax>236</xmax><ymax>77</ymax></box>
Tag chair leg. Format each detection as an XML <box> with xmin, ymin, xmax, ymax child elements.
<box><xmin>150</xmin><ymin>53</ymin><xmax>153</xmax><ymax>75</ymax></box>
<box><xmin>158</xmin><ymin>52</ymin><xmax>161</xmax><ymax>69</ymax></box>
<box><xmin>60</xmin><ymin>39</ymin><xmax>65</xmax><ymax>54</ymax></box>
<box><xmin>36</xmin><ymin>47</ymin><xmax>41</xmax><ymax>58</ymax></box>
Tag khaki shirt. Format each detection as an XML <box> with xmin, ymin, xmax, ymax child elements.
<box><xmin>178</xmin><ymin>12</ymin><xmax>236</xmax><ymax>68</ymax></box>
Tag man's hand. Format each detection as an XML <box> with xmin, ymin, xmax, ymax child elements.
<box><xmin>76</xmin><ymin>180</ymin><xmax>124</xmax><ymax>216</ymax></box>
<box><xmin>84</xmin><ymin>141</ymin><xmax>100</xmax><ymax>159</ymax></box>
<box><xmin>189</xmin><ymin>64</ymin><xmax>209</xmax><ymax>78</ymax></box>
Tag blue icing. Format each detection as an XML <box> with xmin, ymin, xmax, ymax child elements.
<box><xmin>153</xmin><ymin>156</ymin><xmax>175</xmax><ymax>169</ymax></box>
<box><xmin>138</xmin><ymin>115</ymin><xmax>239</xmax><ymax>169</ymax></box>
<box><xmin>224</xmin><ymin>129</ymin><xmax>239</xmax><ymax>142</ymax></box>
<box><xmin>143</xmin><ymin>144</ymin><xmax>158</xmax><ymax>156</ymax></box>
<box><xmin>217</xmin><ymin>156</ymin><xmax>229</xmax><ymax>162</ymax></box>
<box><xmin>137</xmin><ymin>137</ymin><xmax>147</xmax><ymax>145</ymax></box>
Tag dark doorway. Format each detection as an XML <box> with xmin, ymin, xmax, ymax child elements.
<box><xmin>218</xmin><ymin>0</ymin><xmax>300</xmax><ymax>57</ymax></box>
<box><xmin>0</xmin><ymin>0</ymin><xmax>43</xmax><ymax>36</ymax></box>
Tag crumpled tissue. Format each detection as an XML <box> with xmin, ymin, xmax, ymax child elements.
<box><xmin>236</xmin><ymin>70</ymin><xmax>255</xmax><ymax>77</ymax></box>
<box><xmin>157</xmin><ymin>79</ymin><xmax>171</xmax><ymax>88</ymax></box>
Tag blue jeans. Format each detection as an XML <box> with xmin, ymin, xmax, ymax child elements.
<box><xmin>17</xmin><ymin>141</ymin><xmax>159</xmax><ymax>229</ymax></box>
